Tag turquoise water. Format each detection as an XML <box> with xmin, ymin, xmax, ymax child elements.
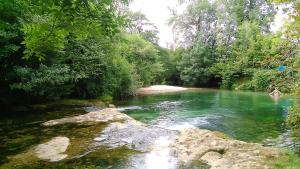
<box><xmin>117</xmin><ymin>89</ymin><xmax>292</xmax><ymax>142</ymax></box>
<box><xmin>0</xmin><ymin>89</ymin><xmax>298</xmax><ymax>168</ymax></box>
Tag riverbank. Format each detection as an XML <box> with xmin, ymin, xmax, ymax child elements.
<box><xmin>4</xmin><ymin>85</ymin><xmax>187</xmax><ymax>113</ymax></box>
<box><xmin>136</xmin><ymin>85</ymin><xmax>188</xmax><ymax>95</ymax></box>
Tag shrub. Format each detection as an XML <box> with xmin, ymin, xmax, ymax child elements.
<box><xmin>287</xmin><ymin>104</ymin><xmax>300</xmax><ymax>128</ymax></box>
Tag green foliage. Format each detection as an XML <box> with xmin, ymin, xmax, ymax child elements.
<box><xmin>271</xmin><ymin>151</ymin><xmax>300</xmax><ymax>169</ymax></box>
<box><xmin>287</xmin><ymin>103</ymin><xmax>300</xmax><ymax>128</ymax></box>
<box><xmin>210</xmin><ymin>21</ymin><xmax>297</xmax><ymax>92</ymax></box>
<box><xmin>179</xmin><ymin>43</ymin><xmax>216</xmax><ymax>86</ymax></box>
<box><xmin>8</xmin><ymin>34</ymin><xmax>138</xmax><ymax>100</ymax></box>
<box><xmin>20</xmin><ymin>0</ymin><xmax>129</xmax><ymax>60</ymax></box>
<box><xmin>0</xmin><ymin>0</ymin><xmax>168</xmax><ymax>105</ymax></box>
<box><xmin>0</xmin><ymin>1</ymin><xmax>25</xmax><ymax>106</ymax></box>
<box><xmin>126</xmin><ymin>11</ymin><xmax>159</xmax><ymax>44</ymax></box>
<box><xmin>232</xmin><ymin>0</ymin><xmax>275</xmax><ymax>29</ymax></box>
<box><xmin>157</xmin><ymin>47</ymin><xmax>183</xmax><ymax>85</ymax></box>
<box><xmin>230</xmin><ymin>69</ymin><xmax>279</xmax><ymax>91</ymax></box>
<box><xmin>11</xmin><ymin>64</ymin><xmax>76</xmax><ymax>98</ymax></box>
<box><xmin>118</xmin><ymin>33</ymin><xmax>165</xmax><ymax>86</ymax></box>
<box><xmin>252</xmin><ymin>70</ymin><xmax>275</xmax><ymax>91</ymax></box>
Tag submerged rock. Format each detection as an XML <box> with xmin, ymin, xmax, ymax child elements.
<box><xmin>94</xmin><ymin>122</ymin><xmax>177</xmax><ymax>152</ymax></box>
<box><xmin>35</xmin><ymin>137</ymin><xmax>70</xmax><ymax>162</ymax></box>
<box><xmin>171</xmin><ymin>128</ymin><xmax>280</xmax><ymax>169</ymax></box>
<box><xmin>43</xmin><ymin>108</ymin><xmax>141</xmax><ymax>126</ymax></box>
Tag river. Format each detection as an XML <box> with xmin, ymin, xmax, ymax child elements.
<box><xmin>0</xmin><ymin>89</ymin><xmax>299</xmax><ymax>168</ymax></box>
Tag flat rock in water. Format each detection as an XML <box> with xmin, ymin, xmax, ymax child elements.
<box><xmin>43</xmin><ymin>108</ymin><xmax>141</xmax><ymax>126</ymax></box>
<box><xmin>35</xmin><ymin>137</ymin><xmax>70</xmax><ymax>162</ymax></box>
<box><xmin>171</xmin><ymin>128</ymin><xmax>280</xmax><ymax>169</ymax></box>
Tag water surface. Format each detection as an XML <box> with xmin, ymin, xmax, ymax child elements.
<box><xmin>0</xmin><ymin>89</ymin><xmax>298</xmax><ymax>169</ymax></box>
<box><xmin>117</xmin><ymin>89</ymin><xmax>292</xmax><ymax>143</ymax></box>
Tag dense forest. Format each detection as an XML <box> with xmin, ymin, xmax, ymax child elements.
<box><xmin>0</xmin><ymin>0</ymin><xmax>300</xmax><ymax>128</ymax></box>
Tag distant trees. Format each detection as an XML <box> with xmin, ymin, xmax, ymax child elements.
<box><xmin>169</xmin><ymin>0</ymin><xmax>298</xmax><ymax>92</ymax></box>
<box><xmin>126</xmin><ymin>11</ymin><xmax>159</xmax><ymax>44</ymax></box>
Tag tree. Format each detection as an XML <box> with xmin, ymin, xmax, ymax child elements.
<box><xmin>0</xmin><ymin>0</ymin><xmax>140</xmax><ymax>105</ymax></box>
<box><xmin>117</xmin><ymin>33</ymin><xmax>164</xmax><ymax>86</ymax></box>
<box><xmin>169</xmin><ymin>0</ymin><xmax>277</xmax><ymax>88</ymax></box>
<box><xmin>179</xmin><ymin>43</ymin><xmax>217</xmax><ymax>86</ymax></box>
<box><xmin>20</xmin><ymin>0</ymin><xmax>130</xmax><ymax>60</ymax></box>
<box><xmin>232</xmin><ymin>0</ymin><xmax>275</xmax><ymax>30</ymax></box>
<box><xmin>169</xmin><ymin>0</ymin><xmax>227</xmax><ymax>86</ymax></box>
<box><xmin>126</xmin><ymin>11</ymin><xmax>159</xmax><ymax>44</ymax></box>
<box><xmin>170</xmin><ymin>0</ymin><xmax>219</xmax><ymax>47</ymax></box>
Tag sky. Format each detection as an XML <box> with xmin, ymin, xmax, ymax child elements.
<box><xmin>129</xmin><ymin>0</ymin><xmax>179</xmax><ymax>48</ymax></box>
<box><xmin>270</xmin><ymin>5</ymin><xmax>289</xmax><ymax>32</ymax></box>
<box><xmin>130</xmin><ymin>0</ymin><xmax>287</xmax><ymax>48</ymax></box>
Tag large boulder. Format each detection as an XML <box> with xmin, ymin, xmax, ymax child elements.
<box><xmin>171</xmin><ymin>128</ymin><xmax>280</xmax><ymax>169</ymax></box>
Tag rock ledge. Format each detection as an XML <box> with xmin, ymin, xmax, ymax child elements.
<box><xmin>172</xmin><ymin>128</ymin><xmax>280</xmax><ymax>169</ymax></box>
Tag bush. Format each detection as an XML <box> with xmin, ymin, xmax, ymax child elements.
<box><xmin>179</xmin><ymin>43</ymin><xmax>216</xmax><ymax>86</ymax></box>
<box><xmin>287</xmin><ymin>104</ymin><xmax>300</xmax><ymax>128</ymax></box>
<box><xmin>232</xmin><ymin>79</ymin><xmax>254</xmax><ymax>91</ymax></box>
<box><xmin>252</xmin><ymin>69</ymin><xmax>276</xmax><ymax>91</ymax></box>
<box><xmin>11</xmin><ymin>64</ymin><xmax>77</xmax><ymax>99</ymax></box>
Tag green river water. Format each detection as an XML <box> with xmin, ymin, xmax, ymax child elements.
<box><xmin>0</xmin><ymin>89</ymin><xmax>299</xmax><ymax>168</ymax></box>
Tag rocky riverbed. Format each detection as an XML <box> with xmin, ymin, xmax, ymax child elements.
<box><xmin>1</xmin><ymin>108</ymin><xmax>284</xmax><ymax>169</ymax></box>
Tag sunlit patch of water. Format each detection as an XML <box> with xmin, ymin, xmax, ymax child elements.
<box><xmin>127</xmin><ymin>136</ymin><xmax>178</xmax><ymax>169</ymax></box>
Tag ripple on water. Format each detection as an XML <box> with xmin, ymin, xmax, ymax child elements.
<box><xmin>155</xmin><ymin>101</ymin><xmax>185</xmax><ymax>110</ymax></box>
<box><xmin>151</xmin><ymin>112</ymin><xmax>222</xmax><ymax>132</ymax></box>
<box><xmin>263</xmin><ymin>130</ymin><xmax>300</xmax><ymax>151</ymax></box>
<box><xmin>117</xmin><ymin>106</ymin><xmax>144</xmax><ymax>112</ymax></box>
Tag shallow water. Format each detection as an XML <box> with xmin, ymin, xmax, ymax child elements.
<box><xmin>0</xmin><ymin>89</ymin><xmax>299</xmax><ymax>168</ymax></box>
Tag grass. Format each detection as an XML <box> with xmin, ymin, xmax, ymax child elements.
<box><xmin>272</xmin><ymin>151</ymin><xmax>300</xmax><ymax>169</ymax></box>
